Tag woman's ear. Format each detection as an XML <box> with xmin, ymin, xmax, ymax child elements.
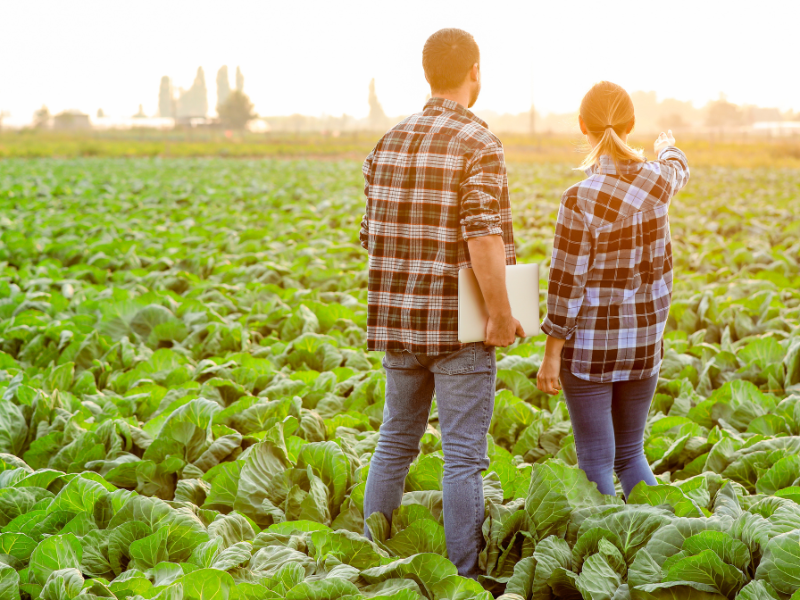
<box><xmin>627</xmin><ymin>116</ymin><xmax>636</xmax><ymax>134</ymax></box>
<box><xmin>579</xmin><ymin>115</ymin><xmax>588</xmax><ymax>135</ymax></box>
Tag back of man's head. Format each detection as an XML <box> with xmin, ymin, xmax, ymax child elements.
<box><xmin>422</xmin><ymin>28</ymin><xmax>480</xmax><ymax>93</ymax></box>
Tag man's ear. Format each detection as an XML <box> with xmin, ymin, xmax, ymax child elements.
<box><xmin>470</xmin><ymin>63</ymin><xmax>479</xmax><ymax>82</ymax></box>
<box><xmin>579</xmin><ymin>115</ymin><xmax>588</xmax><ymax>136</ymax></box>
<box><xmin>627</xmin><ymin>116</ymin><xmax>635</xmax><ymax>134</ymax></box>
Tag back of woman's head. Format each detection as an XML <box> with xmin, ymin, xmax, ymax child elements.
<box><xmin>577</xmin><ymin>81</ymin><xmax>644</xmax><ymax>171</ymax></box>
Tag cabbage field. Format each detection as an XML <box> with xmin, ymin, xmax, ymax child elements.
<box><xmin>0</xmin><ymin>158</ymin><xmax>798</xmax><ymax>600</ymax></box>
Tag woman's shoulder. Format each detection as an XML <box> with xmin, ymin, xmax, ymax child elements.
<box><xmin>560</xmin><ymin>172</ymin><xmax>604</xmax><ymax>208</ymax></box>
<box><xmin>559</xmin><ymin>183</ymin><xmax>581</xmax><ymax>209</ymax></box>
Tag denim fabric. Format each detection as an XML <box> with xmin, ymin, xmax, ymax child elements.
<box><xmin>559</xmin><ymin>366</ymin><xmax>658</xmax><ymax>498</ymax></box>
<box><xmin>363</xmin><ymin>342</ymin><xmax>496</xmax><ymax>579</ymax></box>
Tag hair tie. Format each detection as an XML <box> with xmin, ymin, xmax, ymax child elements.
<box><xmin>605</xmin><ymin>125</ymin><xmax>614</xmax><ymax>129</ymax></box>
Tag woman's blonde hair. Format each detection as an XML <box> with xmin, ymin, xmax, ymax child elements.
<box><xmin>577</xmin><ymin>81</ymin><xmax>645</xmax><ymax>171</ymax></box>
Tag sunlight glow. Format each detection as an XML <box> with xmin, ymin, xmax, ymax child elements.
<box><xmin>1</xmin><ymin>0</ymin><xmax>796</xmax><ymax>121</ymax></box>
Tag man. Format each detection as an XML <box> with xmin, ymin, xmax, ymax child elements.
<box><xmin>359</xmin><ymin>28</ymin><xmax>522</xmax><ymax>578</ymax></box>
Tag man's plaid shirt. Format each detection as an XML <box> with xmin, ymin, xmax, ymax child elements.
<box><xmin>359</xmin><ymin>97</ymin><xmax>516</xmax><ymax>355</ymax></box>
<box><xmin>542</xmin><ymin>148</ymin><xmax>690</xmax><ymax>383</ymax></box>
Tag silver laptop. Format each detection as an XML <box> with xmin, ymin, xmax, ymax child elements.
<box><xmin>458</xmin><ymin>264</ymin><xmax>540</xmax><ymax>343</ymax></box>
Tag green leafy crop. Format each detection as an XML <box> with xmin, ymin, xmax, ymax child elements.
<box><xmin>0</xmin><ymin>158</ymin><xmax>796</xmax><ymax>599</ymax></box>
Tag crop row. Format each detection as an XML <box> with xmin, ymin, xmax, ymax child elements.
<box><xmin>0</xmin><ymin>159</ymin><xmax>797</xmax><ymax>600</ymax></box>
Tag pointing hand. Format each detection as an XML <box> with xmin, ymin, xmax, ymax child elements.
<box><xmin>654</xmin><ymin>129</ymin><xmax>676</xmax><ymax>155</ymax></box>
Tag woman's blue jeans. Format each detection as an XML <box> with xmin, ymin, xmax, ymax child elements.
<box><xmin>559</xmin><ymin>366</ymin><xmax>658</xmax><ymax>498</ymax></box>
<box><xmin>363</xmin><ymin>343</ymin><xmax>495</xmax><ymax>579</ymax></box>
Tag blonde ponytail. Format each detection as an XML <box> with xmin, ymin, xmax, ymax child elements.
<box><xmin>576</xmin><ymin>81</ymin><xmax>645</xmax><ymax>171</ymax></box>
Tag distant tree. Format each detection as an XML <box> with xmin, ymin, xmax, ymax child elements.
<box><xmin>629</xmin><ymin>90</ymin><xmax>659</xmax><ymax>131</ymax></box>
<box><xmin>159</xmin><ymin>76</ymin><xmax>173</xmax><ymax>118</ymax></box>
<box><xmin>658</xmin><ymin>98</ymin><xmax>700</xmax><ymax>132</ymax></box>
<box><xmin>176</xmin><ymin>67</ymin><xmax>208</xmax><ymax>118</ymax></box>
<box><xmin>287</xmin><ymin>114</ymin><xmax>307</xmax><ymax>134</ymax></box>
<box><xmin>97</xmin><ymin>108</ymin><xmax>105</xmax><ymax>118</ymax></box>
<box><xmin>368</xmin><ymin>79</ymin><xmax>387</xmax><ymax>130</ymax></box>
<box><xmin>33</xmin><ymin>105</ymin><xmax>50</xmax><ymax>128</ymax></box>
<box><xmin>218</xmin><ymin>90</ymin><xmax>257</xmax><ymax>129</ymax></box>
<box><xmin>216</xmin><ymin>66</ymin><xmax>231</xmax><ymax>112</ymax></box>
<box><xmin>744</xmin><ymin>106</ymin><xmax>782</xmax><ymax>124</ymax></box>
<box><xmin>706</xmin><ymin>95</ymin><xmax>741</xmax><ymax>131</ymax></box>
<box><xmin>133</xmin><ymin>104</ymin><xmax>147</xmax><ymax>118</ymax></box>
<box><xmin>235</xmin><ymin>67</ymin><xmax>244</xmax><ymax>92</ymax></box>
<box><xmin>658</xmin><ymin>113</ymin><xmax>688</xmax><ymax>131</ymax></box>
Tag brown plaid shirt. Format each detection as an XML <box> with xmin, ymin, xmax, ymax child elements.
<box><xmin>542</xmin><ymin>148</ymin><xmax>690</xmax><ymax>382</ymax></box>
<box><xmin>360</xmin><ymin>97</ymin><xmax>516</xmax><ymax>355</ymax></box>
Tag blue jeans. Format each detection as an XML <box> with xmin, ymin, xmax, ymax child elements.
<box><xmin>364</xmin><ymin>343</ymin><xmax>496</xmax><ymax>579</ymax></box>
<box><xmin>559</xmin><ymin>366</ymin><xmax>658</xmax><ymax>498</ymax></box>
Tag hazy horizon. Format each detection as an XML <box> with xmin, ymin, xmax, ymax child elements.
<box><xmin>2</xmin><ymin>0</ymin><xmax>798</xmax><ymax>121</ymax></box>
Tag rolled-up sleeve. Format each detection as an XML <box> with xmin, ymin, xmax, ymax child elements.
<box><xmin>541</xmin><ymin>194</ymin><xmax>593</xmax><ymax>340</ymax></box>
<box><xmin>359</xmin><ymin>150</ymin><xmax>374</xmax><ymax>250</ymax></box>
<box><xmin>657</xmin><ymin>146</ymin><xmax>690</xmax><ymax>199</ymax></box>
<box><xmin>459</xmin><ymin>143</ymin><xmax>505</xmax><ymax>241</ymax></box>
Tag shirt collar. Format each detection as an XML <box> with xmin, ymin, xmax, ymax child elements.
<box><xmin>424</xmin><ymin>97</ymin><xmax>488</xmax><ymax>129</ymax></box>
<box><xmin>588</xmin><ymin>155</ymin><xmax>643</xmax><ymax>176</ymax></box>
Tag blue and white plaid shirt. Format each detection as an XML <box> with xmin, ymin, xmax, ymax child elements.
<box><xmin>542</xmin><ymin>148</ymin><xmax>690</xmax><ymax>382</ymax></box>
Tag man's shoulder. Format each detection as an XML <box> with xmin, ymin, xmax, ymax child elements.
<box><xmin>383</xmin><ymin>109</ymin><xmax>501</xmax><ymax>152</ymax></box>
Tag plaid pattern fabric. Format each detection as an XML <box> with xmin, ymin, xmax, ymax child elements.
<box><xmin>360</xmin><ymin>97</ymin><xmax>516</xmax><ymax>355</ymax></box>
<box><xmin>542</xmin><ymin>148</ymin><xmax>690</xmax><ymax>382</ymax></box>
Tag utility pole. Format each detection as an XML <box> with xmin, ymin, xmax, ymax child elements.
<box><xmin>529</xmin><ymin>62</ymin><xmax>539</xmax><ymax>150</ymax></box>
<box><xmin>529</xmin><ymin>103</ymin><xmax>536</xmax><ymax>137</ymax></box>
<box><xmin>529</xmin><ymin>103</ymin><xmax>535</xmax><ymax>135</ymax></box>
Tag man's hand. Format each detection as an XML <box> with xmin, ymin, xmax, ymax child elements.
<box><xmin>654</xmin><ymin>129</ymin><xmax>676</xmax><ymax>155</ymax></box>
<box><xmin>485</xmin><ymin>313</ymin><xmax>525</xmax><ymax>347</ymax></box>
<box><xmin>467</xmin><ymin>235</ymin><xmax>525</xmax><ymax>348</ymax></box>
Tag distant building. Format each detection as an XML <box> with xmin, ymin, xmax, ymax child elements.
<box><xmin>747</xmin><ymin>107</ymin><xmax>783</xmax><ymax>123</ymax></box>
<box><xmin>176</xmin><ymin>67</ymin><xmax>208</xmax><ymax>118</ymax></box>
<box><xmin>173</xmin><ymin>116</ymin><xmax>220</xmax><ymax>129</ymax></box>
<box><xmin>91</xmin><ymin>116</ymin><xmax>174</xmax><ymax>131</ymax></box>
<box><xmin>53</xmin><ymin>110</ymin><xmax>91</xmax><ymax>130</ymax></box>
<box><xmin>752</xmin><ymin>121</ymin><xmax>800</xmax><ymax>137</ymax></box>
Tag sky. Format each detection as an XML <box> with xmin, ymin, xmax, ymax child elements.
<box><xmin>1</xmin><ymin>0</ymin><xmax>798</xmax><ymax>122</ymax></box>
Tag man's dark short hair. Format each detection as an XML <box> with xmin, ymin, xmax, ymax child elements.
<box><xmin>422</xmin><ymin>28</ymin><xmax>480</xmax><ymax>92</ymax></box>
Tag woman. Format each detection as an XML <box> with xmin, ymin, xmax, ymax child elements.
<box><xmin>537</xmin><ymin>81</ymin><xmax>690</xmax><ymax>498</ymax></box>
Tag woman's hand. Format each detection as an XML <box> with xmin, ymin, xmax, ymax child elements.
<box><xmin>654</xmin><ymin>129</ymin><xmax>676</xmax><ymax>155</ymax></box>
<box><xmin>537</xmin><ymin>335</ymin><xmax>565</xmax><ymax>396</ymax></box>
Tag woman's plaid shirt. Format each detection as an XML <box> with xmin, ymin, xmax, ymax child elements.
<box><xmin>359</xmin><ymin>97</ymin><xmax>516</xmax><ymax>355</ymax></box>
<box><xmin>542</xmin><ymin>148</ymin><xmax>690</xmax><ymax>382</ymax></box>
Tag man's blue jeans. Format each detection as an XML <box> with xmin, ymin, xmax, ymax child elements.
<box><xmin>363</xmin><ymin>343</ymin><xmax>496</xmax><ymax>579</ymax></box>
<box><xmin>559</xmin><ymin>366</ymin><xmax>658</xmax><ymax>498</ymax></box>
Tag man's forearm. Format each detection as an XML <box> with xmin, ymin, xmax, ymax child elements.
<box><xmin>467</xmin><ymin>234</ymin><xmax>511</xmax><ymax>318</ymax></box>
